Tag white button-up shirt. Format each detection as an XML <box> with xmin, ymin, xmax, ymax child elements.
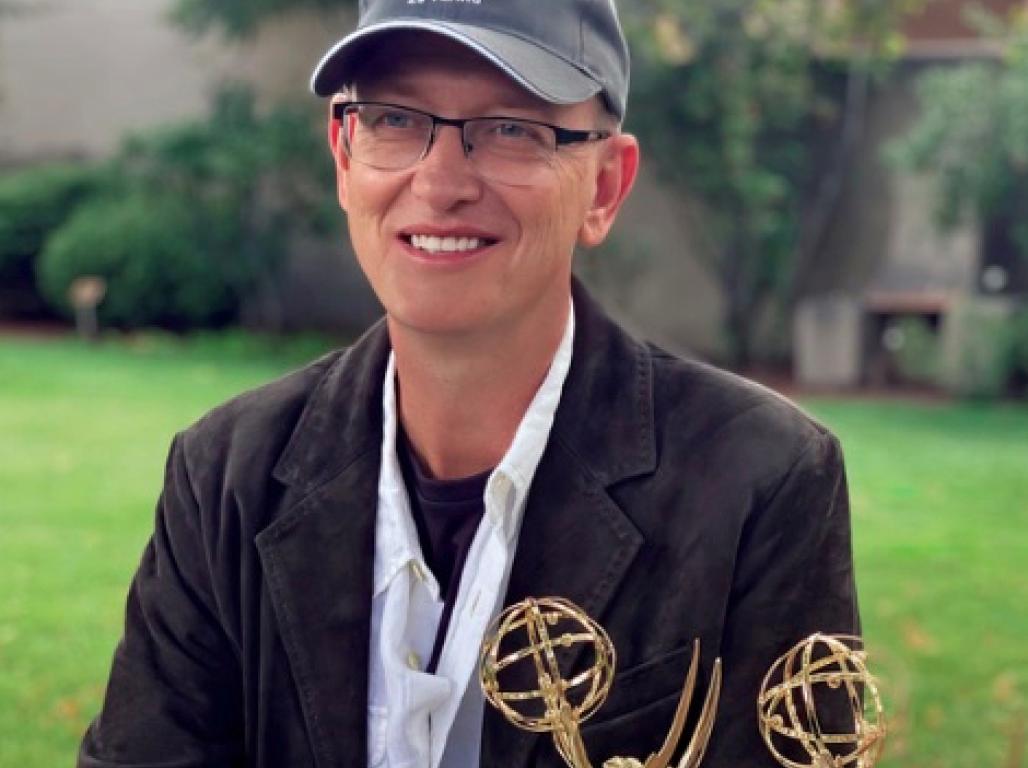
<box><xmin>368</xmin><ymin>305</ymin><xmax>575</xmax><ymax>768</ymax></box>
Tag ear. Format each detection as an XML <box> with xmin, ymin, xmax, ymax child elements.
<box><xmin>577</xmin><ymin>132</ymin><xmax>640</xmax><ymax>248</ymax></box>
<box><xmin>327</xmin><ymin>98</ymin><xmax>351</xmax><ymax>213</ymax></box>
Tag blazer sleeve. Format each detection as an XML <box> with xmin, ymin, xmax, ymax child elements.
<box><xmin>78</xmin><ymin>433</ymin><xmax>245</xmax><ymax>767</ymax></box>
<box><xmin>704</xmin><ymin>429</ymin><xmax>861</xmax><ymax>767</ymax></box>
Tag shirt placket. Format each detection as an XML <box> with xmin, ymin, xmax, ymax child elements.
<box><xmin>429</xmin><ymin>470</ymin><xmax>520</xmax><ymax>767</ymax></box>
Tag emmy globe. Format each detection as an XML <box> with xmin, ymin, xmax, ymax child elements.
<box><xmin>757</xmin><ymin>634</ymin><xmax>886</xmax><ymax>768</ymax></box>
<box><xmin>478</xmin><ymin>597</ymin><xmax>722</xmax><ymax>768</ymax></box>
<box><xmin>480</xmin><ymin>599</ymin><xmax>888</xmax><ymax>768</ymax></box>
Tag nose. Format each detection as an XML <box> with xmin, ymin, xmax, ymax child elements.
<box><xmin>410</xmin><ymin>123</ymin><xmax>483</xmax><ymax>210</ymax></box>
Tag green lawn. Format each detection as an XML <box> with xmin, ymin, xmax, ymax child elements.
<box><xmin>1</xmin><ymin>335</ymin><xmax>1026</xmax><ymax>767</ymax></box>
<box><xmin>804</xmin><ymin>399</ymin><xmax>1028</xmax><ymax>768</ymax></box>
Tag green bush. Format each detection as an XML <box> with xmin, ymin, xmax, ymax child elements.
<box><xmin>0</xmin><ymin>164</ymin><xmax>103</xmax><ymax>314</ymax></box>
<box><xmin>0</xmin><ymin>164</ymin><xmax>101</xmax><ymax>270</ymax></box>
<box><xmin>942</xmin><ymin>300</ymin><xmax>1028</xmax><ymax>399</ymax></box>
<box><xmin>891</xmin><ymin>316</ymin><xmax>941</xmax><ymax>385</ymax></box>
<box><xmin>37</xmin><ymin>192</ymin><xmax>238</xmax><ymax>329</ymax></box>
<box><xmin>29</xmin><ymin>85</ymin><xmax>335</xmax><ymax>330</ymax></box>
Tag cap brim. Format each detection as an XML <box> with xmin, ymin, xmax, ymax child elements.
<box><xmin>311</xmin><ymin>20</ymin><xmax>602</xmax><ymax>107</ymax></box>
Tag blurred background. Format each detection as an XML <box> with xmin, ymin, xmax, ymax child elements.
<box><xmin>0</xmin><ymin>0</ymin><xmax>1025</xmax><ymax>766</ymax></box>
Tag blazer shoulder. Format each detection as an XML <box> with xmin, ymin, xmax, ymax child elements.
<box><xmin>647</xmin><ymin>344</ymin><xmax>840</xmax><ymax>483</ymax></box>
<box><xmin>175</xmin><ymin>348</ymin><xmax>347</xmax><ymax>482</ymax></box>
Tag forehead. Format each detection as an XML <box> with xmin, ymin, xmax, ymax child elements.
<box><xmin>350</xmin><ymin>31</ymin><xmax>583</xmax><ymax>118</ymax></box>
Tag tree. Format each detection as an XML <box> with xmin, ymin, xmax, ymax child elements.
<box><xmin>627</xmin><ymin>0</ymin><xmax>917</xmax><ymax>366</ymax></box>
<box><xmin>887</xmin><ymin>8</ymin><xmax>1028</xmax><ymax>267</ymax></box>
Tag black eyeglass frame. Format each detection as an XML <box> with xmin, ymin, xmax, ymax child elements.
<box><xmin>331</xmin><ymin>100</ymin><xmax>613</xmax><ymax>158</ymax></box>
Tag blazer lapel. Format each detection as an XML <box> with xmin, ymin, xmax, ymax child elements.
<box><xmin>481</xmin><ymin>441</ymin><xmax>646</xmax><ymax>767</ymax></box>
<box><xmin>257</xmin><ymin>455</ymin><xmax>378</xmax><ymax>768</ymax></box>
<box><xmin>481</xmin><ymin>281</ymin><xmax>657</xmax><ymax>767</ymax></box>
<box><xmin>256</xmin><ymin>322</ymin><xmax>390</xmax><ymax>768</ymax></box>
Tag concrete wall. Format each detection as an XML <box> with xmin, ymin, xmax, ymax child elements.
<box><xmin>576</xmin><ymin>161</ymin><xmax>725</xmax><ymax>359</ymax></box>
<box><xmin>2</xmin><ymin>0</ymin><xmax>219</xmax><ymax>162</ymax></box>
<box><xmin>801</xmin><ymin>62</ymin><xmax>983</xmax><ymax>301</ymax></box>
<box><xmin>0</xmin><ymin>0</ymin><xmax>350</xmax><ymax>163</ymax></box>
<box><xmin>792</xmin><ymin>61</ymin><xmax>989</xmax><ymax>390</ymax></box>
<box><xmin>793</xmin><ymin>295</ymin><xmax>864</xmax><ymax>388</ymax></box>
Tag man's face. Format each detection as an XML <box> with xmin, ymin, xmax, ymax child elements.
<box><xmin>329</xmin><ymin>33</ymin><xmax>638</xmax><ymax>340</ymax></box>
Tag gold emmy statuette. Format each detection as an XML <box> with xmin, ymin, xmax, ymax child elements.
<box><xmin>479</xmin><ymin>597</ymin><xmax>722</xmax><ymax>768</ymax></box>
<box><xmin>757</xmin><ymin>634</ymin><xmax>886</xmax><ymax>768</ymax></box>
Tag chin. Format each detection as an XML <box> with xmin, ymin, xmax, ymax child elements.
<box><xmin>386</xmin><ymin>299</ymin><xmax>490</xmax><ymax>337</ymax></box>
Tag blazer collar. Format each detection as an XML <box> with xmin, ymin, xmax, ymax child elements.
<box><xmin>556</xmin><ymin>278</ymin><xmax>656</xmax><ymax>484</ymax></box>
<box><xmin>258</xmin><ymin>320</ymin><xmax>391</xmax><ymax>768</ymax></box>
<box><xmin>258</xmin><ymin>280</ymin><xmax>657</xmax><ymax>768</ymax></box>
<box><xmin>271</xmin><ymin>318</ymin><xmax>390</xmax><ymax>491</ymax></box>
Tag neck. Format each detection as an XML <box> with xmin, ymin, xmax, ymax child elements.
<box><xmin>389</xmin><ymin>299</ymin><xmax>570</xmax><ymax>481</ymax></box>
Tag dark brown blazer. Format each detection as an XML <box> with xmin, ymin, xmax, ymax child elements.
<box><xmin>79</xmin><ymin>282</ymin><xmax>859</xmax><ymax>768</ymax></box>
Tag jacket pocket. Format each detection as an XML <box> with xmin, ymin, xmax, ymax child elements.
<box><xmin>580</xmin><ymin>688</ymin><xmax>685</xmax><ymax>764</ymax></box>
<box><xmin>577</xmin><ymin>644</ymin><xmax>704</xmax><ymax>763</ymax></box>
<box><xmin>587</xmin><ymin>643</ymin><xmax>698</xmax><ymax>723</ymax></box>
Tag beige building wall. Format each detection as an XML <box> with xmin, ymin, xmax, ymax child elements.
<box><xmin>809</xmin><ymin>62</ymin><xmax>980</xmax><ymax>301</ymax></box>
<box><xmin>0</xmin><ymin>0</ymin><xmax>350</xmax><ymax>163</ymax></box>
<box><xmin>576</xmin><ymin>161</ymin><xmax>726</xmax><ymax>358</ymax></box>
<box><xmin>2</xmin><ymin>0</ymin><xmax>214</xmax><ymax>161</ymax></box>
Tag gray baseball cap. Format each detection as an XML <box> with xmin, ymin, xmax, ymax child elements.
<box><xmin>310</xmin><ymin>0</ymin><xmax>630</xmax><ymax>119</ymax></box>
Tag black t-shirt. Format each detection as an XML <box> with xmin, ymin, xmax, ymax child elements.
<box><xmin>396</xmin><ymin>425</ymin><xmax>491</xmax><ymax>673</ymax></box>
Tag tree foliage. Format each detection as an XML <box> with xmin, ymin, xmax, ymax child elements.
<box><xmin>627</xmin><ymin>0</ymin><xmax>917</xmax><ymax>365</ymax></box>
<box><xmin>32</xmin><ymin>85</ymin><xmax>336</xmax><ymax>329</ymax></box>
<box><xmin>0</xmin><ymin>164</ymin><xmax>107</xmax><ymax>317</ymax></box>
<box><xmin>0</xmin><ymin>164</ymin><xmax>103</xmax><ymax>276</ymax></box>
<box><xmin>887</xmin><ymin>10</ymin><xmax>1028</xmax><ymax>264</ymax></box>
<box><xmin>38</xmin><ymin>193</ymin><xmax>240</xmax><ymax>328</ymax></box>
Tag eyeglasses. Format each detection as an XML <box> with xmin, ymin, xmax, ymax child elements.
<box><xmin>332</xmin><ymin>101</ymin><xmax>612</xmax><ymax>187</ymax></box>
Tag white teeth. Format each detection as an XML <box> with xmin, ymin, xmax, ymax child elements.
<box><xmin>409</xmin><ymin>234</ymin><xmax>487</xmax><ymax>254</ymax></box>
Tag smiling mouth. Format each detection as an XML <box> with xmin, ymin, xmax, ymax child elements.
<box><xmin>402</xmin><ymin>234</ymin><xmax>498</xmax><ymax>255</ymax></box>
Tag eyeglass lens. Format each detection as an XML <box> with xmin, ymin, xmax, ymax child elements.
<box><xmin>342</xmin><ymin>104</ymin><xmax>559</xmax><ymax>186</ymax></box>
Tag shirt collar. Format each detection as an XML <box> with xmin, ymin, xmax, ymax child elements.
<box><xmin>490</xmin><ymin>301</ymin><xmax>575</xmax><ymax>539</ymax></box>
<box><xmin>373</xmin><ymin>300</ymin><xmax>576</xmax><ymax>594</ymax></box>
<box><xmin>374</xmin><ymin>352</ymin><xmax>423</xmax><ymax>597</ymax></box>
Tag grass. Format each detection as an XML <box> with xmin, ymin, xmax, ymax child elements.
<box><xmin>0</xmin><ymin>332</ymin><xmax>337</xmax><ymax>766</ymax></box>
<box><xmin>804</xmin><ymin>399</ymin><xmax>1028</xmax><ymax>768</ymax></box>
<box><xmin>1</xmin><ymin>334</ymin><xmax>1026</xmax><ymax>767</ymax></box>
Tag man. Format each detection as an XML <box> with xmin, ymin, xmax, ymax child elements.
<box><xmin>80</xmin><ymin>1</ymin><xmax>859</xmax><ymax>766</ymax></box>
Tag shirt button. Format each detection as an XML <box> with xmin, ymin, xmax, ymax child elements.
<box><xmin>410</xmin><ymin>561</ymin><xmax>426</xmax><ymax>582</ymax></box>
<box><xmin>406</xmin><ymin>651</ymin><xmax>421</xmax><ymax>670</ymax></box>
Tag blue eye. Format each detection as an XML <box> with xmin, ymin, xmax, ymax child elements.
<box><xmin>356</xmin><ymin>106</ymin><xmax>422</xmax><ymax>132</ymax></box>
<box><xmin>483</xmin><ymin>120</ymin><xmax>549</xmax><ymax>147</ymax></box>
<box><xmin>378</xmin><ymin>111</ymin><xmax>414</xmax><ymax>129</ymax></box>
<box><xmin>495</xmin><ymin>121</ymin><xmax>529</xmax><ymax>139</ymax></box>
